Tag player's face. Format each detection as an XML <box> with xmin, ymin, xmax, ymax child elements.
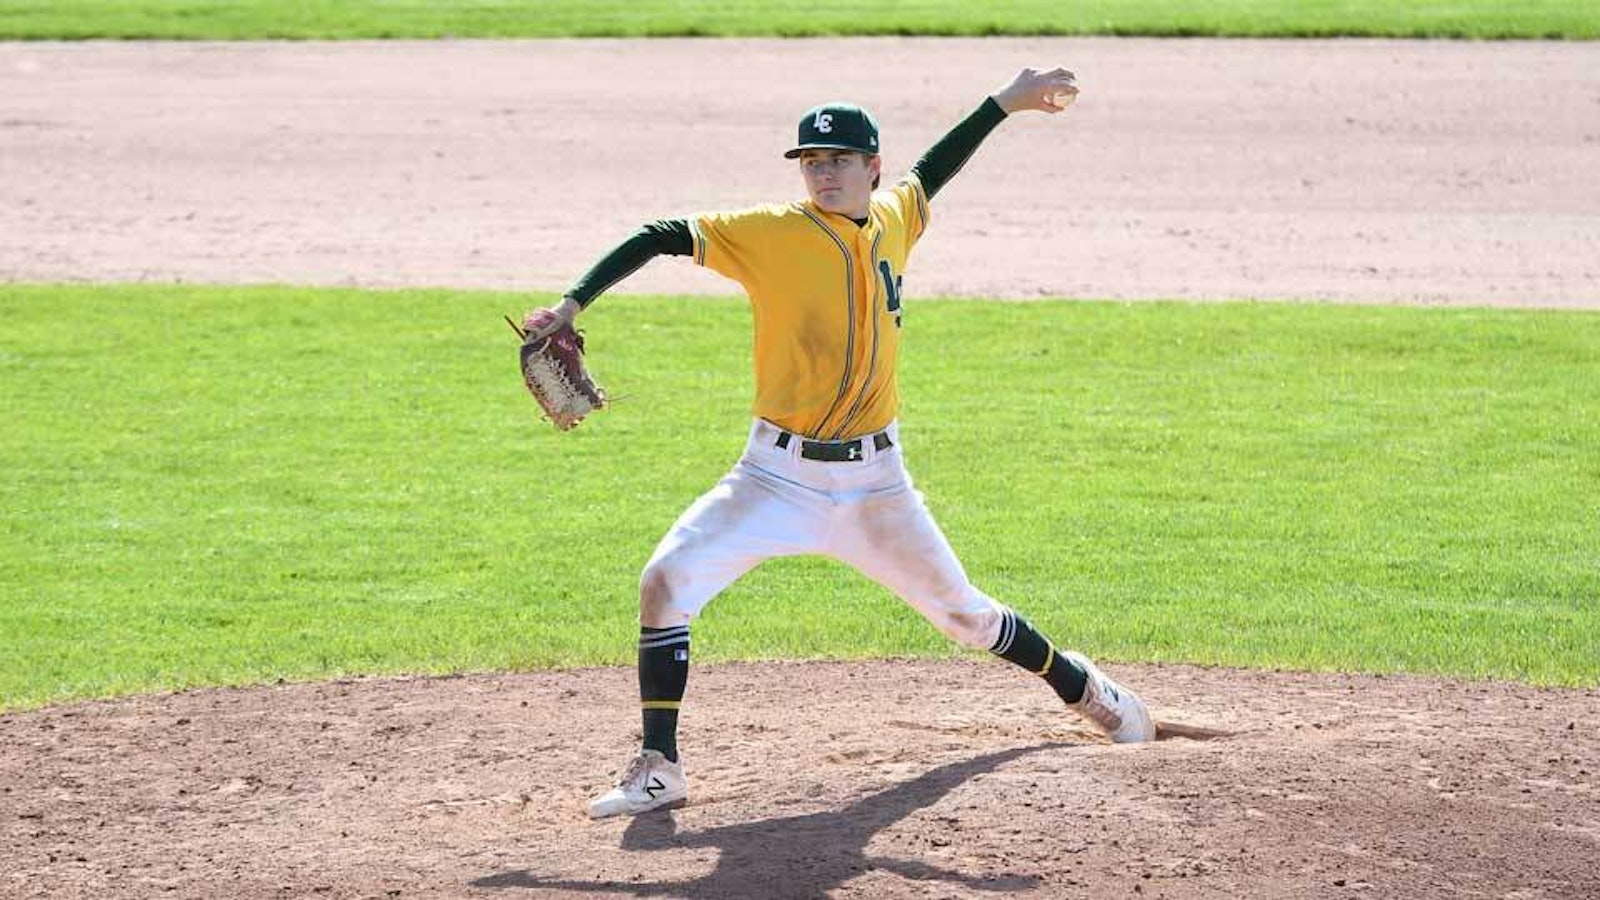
<box><xmin>799</xmin><ymin>149</ymin><xmax>880</xmax><ymax>218</ymax></box>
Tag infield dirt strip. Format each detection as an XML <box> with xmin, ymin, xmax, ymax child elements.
<box><xmin>3</xmin><ymin>36</ymin><xmax>1600</xmax><ymax>900</ymax></box>
<box><xmin>1</xmin><ymin>37</ymin><xmax>1598</xmax><ymax>306</ymax></box>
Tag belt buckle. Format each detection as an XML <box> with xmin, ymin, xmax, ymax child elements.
<box><xmin>801</xmin><ymin>435</ymin><xmax>865</xmax><ymax>462</ymax></box>
<box><xmin>826</xmin><ymin>439</ymin><xmax>866</xmax><ymax>462</ymax></box>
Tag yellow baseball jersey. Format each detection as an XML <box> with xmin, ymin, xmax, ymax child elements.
<box><xmin>690</xmin><ymin>173</ymin><xmax>930</xmax><ymax>440</ymax></box>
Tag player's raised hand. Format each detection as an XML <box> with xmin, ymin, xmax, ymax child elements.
<box><xmin>991</xmin><ymin>66</ymin><xmax>1080</xmax><ymax>115</ymax></box>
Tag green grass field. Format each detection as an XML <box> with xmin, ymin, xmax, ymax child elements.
<box><xmin>2</xmin><ymin>284</ymin><xmax>1597</xmax><ymax>711</ymax></box>
<box><xmin>1</xmin><ymin>0</ymin><xmax>1595</xmax><ymax>40</ymax></box>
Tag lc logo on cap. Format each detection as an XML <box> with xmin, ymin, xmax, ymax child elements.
<box><xmin>786</xmin><ymin>102</ymin><xmax>880</xmax><ymax>158</ymax></box>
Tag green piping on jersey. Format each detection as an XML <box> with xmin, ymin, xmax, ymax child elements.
<box><xmin>797</xmin><ymin>203</ymin><xmax>858</xmax><ymax>439</ymax></box>
<box><xmin>690</xmin><ymin>219</ymin><xmax>706</xmax><ymax>266</ymax></box>
<box><xmin>831</xmin><ymin>229</ymin><xmax>886</xmax><ymax>440</ymax></box>
<box><xmin>910</xmin><ymin>174</ymin><xmax>930</xmax><ymax>235</ymax></box>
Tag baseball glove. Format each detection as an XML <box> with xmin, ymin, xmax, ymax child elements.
<box><xmin>506</xmin><ymin>309</ymin><xmax>606</xmax><ymax>431</ymax></box>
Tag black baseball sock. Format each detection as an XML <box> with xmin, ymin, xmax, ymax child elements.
<box><xmin>638</xmin><ymin>625</ymin><xmax>690</xmax><ymax>763</ymax></box>
<box><xmin>989</xmin><ymin>608</ymin><xmax>1088</xmax><ymax>704</ymax></box>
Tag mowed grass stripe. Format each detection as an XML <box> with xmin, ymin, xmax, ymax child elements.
<box><xmin>1</xmin><ymin>284</ymin><xmax>1596</xmax><ymax>711</ymax></box>
<box><xmin>1</xmin><ymin>0</ymin><xmax>1596</xmax><ymax>40</ymax></box>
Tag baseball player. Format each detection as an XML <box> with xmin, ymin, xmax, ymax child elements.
<box><xmin>529</xmin><ymin>67</ymin><xmax>1156</xmax><ymax>820</ymax></box>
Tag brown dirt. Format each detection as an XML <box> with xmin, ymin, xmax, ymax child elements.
<box><xmin>3</xmin><ymin>661</ymin><xmax>1597</xmax><ymax>899</ymax></box>
<box><xmin>1</xmin><ymin>38</ymin><xmax>1598</xmax><ymax>306</ymax></box>
<box><xmin>3</xmin><ymin>36</ymin><xmax>1599</xmax><ymax>899</ymax></box>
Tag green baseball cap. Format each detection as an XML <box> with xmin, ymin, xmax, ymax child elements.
<box><xmin>784</xmin><ymin>102</ymin><xmax>880</xmax><ymax>159</ymax></box>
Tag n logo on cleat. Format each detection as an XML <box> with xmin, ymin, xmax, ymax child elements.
<box><xmin>645</xmin><ymin>776</ymin><xmax>665</xmax><ymax>799</ymax></box>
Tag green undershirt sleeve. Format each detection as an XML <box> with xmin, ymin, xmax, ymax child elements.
<box><xmin>564</xmin><ymin>218</ymin><xmax>694</xmax><ymax>309</ymax></box>
<box><xmin>907</xmin><ymin>96</ymin><xmax>1009</xmax><ymax>201</ymax></box>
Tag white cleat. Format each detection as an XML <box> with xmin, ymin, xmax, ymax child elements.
<box><xmin>587</xmin><ymin>749</ymin><xmax>688</xmax><ymax>819</ymax></box>
<box><xmin>1065</xmin><ymin>651</ymin><xmax>1157</xmax><ymax>743</ymax></box>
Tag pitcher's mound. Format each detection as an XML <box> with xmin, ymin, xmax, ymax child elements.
<box><xmin>3</xmin><ymin>659</ymin><xmax>1596</xmax><ymax>898</ymax></box>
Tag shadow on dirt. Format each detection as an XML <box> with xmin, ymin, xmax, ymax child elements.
<box><xmin>471</xmin><ymin>743</ymin><xmax>1068</xmax><ymax>898</ymax></box>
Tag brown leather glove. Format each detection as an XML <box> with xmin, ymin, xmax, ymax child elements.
<box><xmin>507</xmin><ymin>310</ymin><xmax>606</xmax><ymax>431</ymax></box>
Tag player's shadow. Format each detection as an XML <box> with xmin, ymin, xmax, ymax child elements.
<box><xmin>471</xmin><ymin>743</ymin><xmax>1065</xmax><ymax>899</ymax></box>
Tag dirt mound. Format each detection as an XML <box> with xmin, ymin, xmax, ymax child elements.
<box><xmin>4</xmin><ymin>660</ymin><xmax>1596</xmax><ymax>899</ymax></box>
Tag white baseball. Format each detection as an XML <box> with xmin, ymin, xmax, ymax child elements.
<box><xmin>1049</xmin><ymin>89</ymin><xmax>1079</xmax><ymax>108</ymax></box>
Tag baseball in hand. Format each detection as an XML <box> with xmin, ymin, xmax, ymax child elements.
<box><xmin>1048</xmin><ymin>87</ymin><xmax>1079</xmax><ymax>108</ymax></box>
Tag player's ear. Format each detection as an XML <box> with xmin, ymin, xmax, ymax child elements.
<box><xmin>867</xmin><ymin>153</ymin><xmax>881</xmax><ymax>190</ymax></box>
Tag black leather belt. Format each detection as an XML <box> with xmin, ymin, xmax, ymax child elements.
<box><xmin>775</xmin><ymin>430</ymin><xmax>894</xmax><ymax>462</ymax></box>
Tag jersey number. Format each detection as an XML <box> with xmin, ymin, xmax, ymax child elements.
<box><xmin>877</xmin><ymin>260</ymin><xmax>903</xmax><ymax>328</ymax></box>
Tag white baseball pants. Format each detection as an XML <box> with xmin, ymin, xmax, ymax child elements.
<box><xmin>638</xmin><ymin>419</ymin><xmax>1006</xmax><ymax>649</ymax></box>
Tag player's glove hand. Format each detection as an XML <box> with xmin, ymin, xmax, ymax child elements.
<box><xmin>506</xmin><ymin>299</ymin><xmax>606</xmax><ymax>431</ymax></box>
